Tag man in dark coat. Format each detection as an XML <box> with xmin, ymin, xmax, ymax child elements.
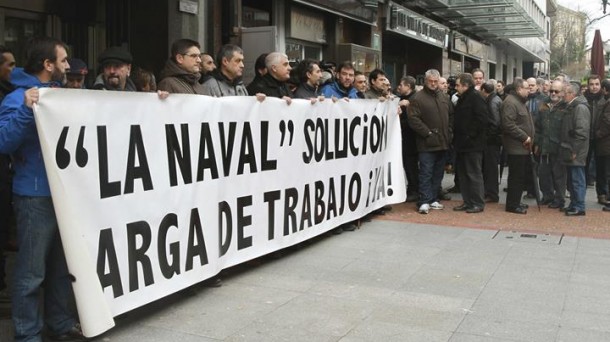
<box><xmin>583</xmin><ymin>74</ymin><xmax>608</xmax><ymax>204</ymax></box>
<box><xmin>246</xmin><ymin>52</ymin><xmax>292</xmax><ymax>99</ymax></box>
<box><xmin>452</xmin><ymin>73</ymin><xmax>488</xmax><ymax>213</ymax></box>
<box><xmin>501</xmin><ymin>78</ymin><xmax>535</xmax><ymax>214</ymax></box>
<box><xmin>158</xmin><ymin>39</ymin><xmax>207</xmax><ymax>94</ymax></box>
<box><xmin>0</xmin><ymin>45</ymin><xmax>15</xmax><ymax>297</ymax></box>
<box><xmin>596</xmin><ymin>80</ymin><xmax>610</xmax><ymax>211</ymax></box>
<box><xmin>561</xmin><ymin>83</ymin><xmax>591</xmax><ymax>216</ymax></box>
<box><xmin>407</xmin><ymin>69</ymin><xmax>453</xmax><ymax>214</ymax></box>
<box><xmin>397</xmin><ymin>76</ymin><xmax>418</xmax><ymax>202</ymax></box>
<box><xmin>481</xmin><ymin>81</ymin><xmax>502</xmax><ymax>203</ymax></box>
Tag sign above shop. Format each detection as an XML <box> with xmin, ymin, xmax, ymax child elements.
<box><xmin>293</xmin><ymin>0</ymin><xmax>377</xmax><ymax>25</ymax></box>
<box><xmin>178</xmin><ymin>0</ymin><xmax>198</xmax><ymax>15</ymax></box>
<box><xmin>290</xmin><ymin>7</ymin><xmax>326</xmax><ymax>43</ymax></box>
<box><xmin>387</xmin><ymin>2</ymin><xmax>448</xmax><ymax>48</ymax></box>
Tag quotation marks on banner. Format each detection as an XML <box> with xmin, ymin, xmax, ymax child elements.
<box><xmin>279</xmin><ymin>120</ymin><xmax>294</xmax><ymax>147</ymax></box>
<box><xmin>56</xmin><ymin>126</ymin><xmax>89</xmax><ymax>169</ymax></box>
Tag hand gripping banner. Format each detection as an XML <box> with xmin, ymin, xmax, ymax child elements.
<box><xmin>33</xmin><ymin>89</ymin><xmax>406</xmax><ymax>337</ymax></box>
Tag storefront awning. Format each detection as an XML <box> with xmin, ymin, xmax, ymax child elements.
<box><xmin>407</xmin><ymin>0</ymin><xmax>545</xmax><ymax>40</ymax></box>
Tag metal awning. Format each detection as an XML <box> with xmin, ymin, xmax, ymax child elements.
<box><xmin>406</xmin><ymin>0</ymin><xmax>545</xmax><ymax>40</ymax></box>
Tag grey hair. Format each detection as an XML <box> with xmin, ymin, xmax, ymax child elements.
<box><xmin>216</xmin><ymin>44</ymin><xmax>243</xmax><ymax>65</ymax></box>
<box><xmin>425</xmin><ymin>69</ymin><xmax>440</xmax><ymax>79</ymax></box>
<box><xmin>265</xmin><ymin>52</ymin><xmax>288</xmax><ymax>69</ymax></box>
<box><xmin>536</xmin><ymin>78</ymin><xmax>545</xmax><ymax>87</ymax></box>
<box><xmin>565</xmin><ymin>82</ymin><xmax>580</xmax><ymax>95</ymax></box>
<box><xmin>487</xmin><ymin>79</ymin><xmax>498</xmax><ymax>88</ymax></box>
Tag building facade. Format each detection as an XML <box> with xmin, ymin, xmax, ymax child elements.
<box><xmin>0</xmin><ymin>0</ymin><xmax>553</xmax><ymax>86</ymax></box>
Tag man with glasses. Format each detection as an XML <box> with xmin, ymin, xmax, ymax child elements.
<box><xmin>535</xmin><ymin>81</ymin><xmax>568</xmax><ymax>209</ymax></box>
<box><xmin>321</xmin><ymin>61</ymin><xmax>358</xmax><ymax>99</ymax></box>
<box><xmin>158</xmin><ymin>39</ymin><xmax>207</xmax><ymax>94</ymax></box>
<box><xmin>560</xmin><ymin>82</ymin><xmax>591</xmax><ymax>216</ymax></box>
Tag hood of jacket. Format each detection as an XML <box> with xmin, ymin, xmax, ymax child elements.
<box><xmin>10</xmin><ymin>67</ymin><xmax>57</xmax><ymax>89</ymax></box>
<box><xmin>159</xmin><ymin>60</ymin><xmax>201</xmax><ymax>84</ymax></box>
<box><xmin>565</xmin><ymin>95</ymin><xmax>589</xmax><ymax>110</ymax></box>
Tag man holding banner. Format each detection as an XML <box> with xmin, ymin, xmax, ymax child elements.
<box><xmin>0</xmin><ymin>37</ymin><xmax>85</xmax><ymax>341</ymax></box>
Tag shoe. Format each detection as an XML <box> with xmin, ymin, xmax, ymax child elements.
<box><xmin>49</xmin><ymin>324</ymin><xmax>86</xmax><ymax>341</ymax></box>
<box><xmin>405</xmin><ymin>194</ymin><xmax>418</xmax><ymax>202</ymax></box>
<box><xmin>466</xmin><ymin>206</ymin><xmax>484</xmax><ymax>213</ymax></box>
<box><xmin>519</xmin><ymin>203</ymin><xmax>529</xmax><ymax>209</ymax></box>
<box><xmin>429</xmin><ymin>201</ymin><xmax>444</xmax><ymax>210</ymax></box>
<box><xmin>448</xmin><ymin>186</ymin><xmax>461</xmax><ymax>194</ymax></box>
<box><xmin>342</xmin><ymin>223</ymin><xmax>357</xmax><ymax>231</ymax></box>
<box><xmin>523</xmin><ymin>193</ymin><xmax>536</xmax><ymax>199</ymax></box>
<box><xmin>559</xmin><ymin>206</ymin><xmax>573</xmax><ymax>212</ymax></box>
<box><xmin>598</xmin><ymin>195</ymin><xmax>608</xmax><ymax>205</ymax></box>
<box><xmin>603</xmin><ymin>206</ymin><xmax>610</xmax><ymax>212</ymax></box>
<box><xmin>485</xmin><ymin>196</ymin><xmax>499</xmax><ymax>203</ymax></box>
<box><xmin>506</xmin><ymin>207</ymin><xmax>527</xmax><ymax>214</ymax></box>
<box><xmin>438</xmin><ymin>192</ymin><xmax>451</xmax><ymax>201</ymax></box>
<box><xmin>203</xmin><ymin>276</ymin><xmax>223</xmax><ymax>287</ymax></box>
<box><xmin>418</xmin><ymin>203</ymin><xmax>430</xmax><ymax>214</ymax></box>
<box><xmin>332</xmin><ymin>227</ymin><xmax>343</xmax><ymax>235</ymax></box>
<box><xmin>540</xmin><ymin>198</ymin><xmax>554</xmax><ymax>205</ymax></box>
<box><xmin>548</xmin><ymin>202</ymin><xmax>564</xmax><ymax>209</ymax></box>
<box><xmin>565</xmin><ymin>210</ymin><xmax>586</xmax><ymax>216</ymax></box>
<box><xmin>453</xmin><ymin>203</ymin><xmax>470</xmax><ymax>211</ymax></box>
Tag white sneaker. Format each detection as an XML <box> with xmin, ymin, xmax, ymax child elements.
<box><xmin>419</xmin><ymin>203</ymin><xmax>430</xmax><ymax>214</ymax></box>
<box><xmin>430</xmin><ymin>201</ymin><xmax>444</xmax><ymax>210</ymax></box>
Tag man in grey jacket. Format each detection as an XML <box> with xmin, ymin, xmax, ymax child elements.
<box><xmin>202</xmin><ymin>44</ymin><xmax>248</xmax><ymax>97</ymax></box>
<box><xmin>561</xmin><ymin>82</ymin><xmax>591</xmax><ymax>216</ymax></box>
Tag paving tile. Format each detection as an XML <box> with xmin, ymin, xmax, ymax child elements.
<box><xmin>560</xmin><ymin>310</ymin><xmax>610</xmax><ymax>333</ymax></box>
<box><xmin>400</xmin><ymin>267</ymin><xmax>491</xmax><ymax>299</ymax></box>
<box><xmin>449</xmin><ymin>332</ymin><xmax>524</xmax><ymax>342</ymax></box>
<box><xmin>225</xmin><ymin>321</ymin><xmax>337</xmax><ymax>342</ymax></box>
<box><xmin>92</xmin><ymin>324</ymin><xmax>219</xmax><ymax>342</ymax></box>
<box><xmin>456</xmin><ymin>314</ymin><xmax>558</xmax><ymax>342</ymax></box>
<box><xmin>341</xmin><ymin>320</ymin><xmax>452</xmax><ymax>342</ymax></box>
<box><xmin>556</xmin><ymin>327</ymin><xmax>610</xmax><ymax>342</ymax></box>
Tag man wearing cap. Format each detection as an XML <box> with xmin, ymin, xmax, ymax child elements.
<box><xmin>158</xmin><ymin>39</ymin><xmax>206</xmax><ymax>94</ymax></box>
<box><xmin>64</xmin><ymin>58</ymin><xmax>88</xmax><ymax>89</ymax></box>
<box><xmin>93</xmin><ymin>46</ymin><xmax>137</xmax><ymax>91</ymax></box>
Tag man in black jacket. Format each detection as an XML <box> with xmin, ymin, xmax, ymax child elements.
<box><xmin>0</xmin><ymin>45</ymin><xmax>15</xmax><ymax>297</ymax></box>
<box><xmin>246</xmin><ymin>52</ymin><xmax>292</xmax><ymax>100</ymax></box>
<box><xmin>481</xmin><ymin>81</ymin><xmax>502</xmax><ymax>202</ymax></box>
<box><xmin>452</xmin><ymin>73</ymin><xmax>488</xmax><ymax>213</ymax></box>
<box><xmin>397</xmin><ymin>76</ymin><xmax>419</xmax><ymax>202</ymax></box>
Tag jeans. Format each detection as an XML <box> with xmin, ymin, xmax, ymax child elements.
<box><xmin>567</xmin><ymin>166</ymin><xmax>586</xmax><ymax>212</ymax></box>
<box><xmin>12</xmin><ymin>195</ymin><xmax>75</xmax><ymax>342</ymax></box>
<box><xmin>418</xmin><ymin>151</ymin><xmax>446</xmax><ymax>206</ymax></box>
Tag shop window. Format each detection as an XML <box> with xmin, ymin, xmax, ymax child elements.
<box><xmin>286</xmin><ymin>40</ymin><xmax>322</xmax><ymax>62</ymax></box>
<box><xmin>4</xmin><ymin>17</ymin><xmax>45</xmax><ymax>66</ymax></box>
<box><xmin>242</xmin><ymin>0</ymin><xmax>272</xmax><ymax>27</ymax></box>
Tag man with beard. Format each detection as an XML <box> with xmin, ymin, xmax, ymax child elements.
<box><xmin>583</xmin><ymin>75</ymin><xmax>608</xmax><ymax>204</ymax></box>
<box><xmin>0</xmin><ymin>37</ymin><xmax>85</xmax><ymax>341</ymax></box>
<box><xmin>502</xmin><ymin>78</ymin><xmax>535</xmax><ymax>214</ymax></box>
<box><xmin>364</xmin><ymin>69</ymin><xmax>389</xmax><ymax>99</ymax></box>
<box><xmin>158</xmin><ymin>39</ymin><xmax>206</xmax><ymax>94</ymax></box>
<box><xmin>320</xmin><ymin>61</ymin><xmax>358</xmax><ymax>99</ymax></box>
<box><xmin>535</xmin><ymin>80</ymin><xmax>568</xmax><ymax>209</ymax></box>
<box><xmin>452</xmin><ymin>73</ymin><xmax>488</xmax><ymax>213</ymax></box>
<box><xmin>93</xmin><ymin>46</ymin><xmax>137</xmax><ymax>91</ymax></box>
<box><xmin>199</xmin><ymin>52</ymin><xmax>216</xmax><ymax>84</ymax></box>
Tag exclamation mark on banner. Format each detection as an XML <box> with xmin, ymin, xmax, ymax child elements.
<box><xmin>387</xmin><ymin>162</ymin><xmax>393</xmax><ymax>196</ymax></box>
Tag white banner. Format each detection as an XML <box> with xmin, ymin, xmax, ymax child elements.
<box><xmin>33</xmin><ymin>89</ymin><xmax>406</xmax><ymax>337</ymax></box>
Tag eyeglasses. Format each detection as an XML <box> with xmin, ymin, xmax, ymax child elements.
<box><xmin>549</xmin><ymin>89</ymin><xmax>561</xmax><ymax>94</ymax></box>
<box><xmin>182</xmin><ymin>53</ymin><xmax>202</xmax><ymax>59</ymax></box>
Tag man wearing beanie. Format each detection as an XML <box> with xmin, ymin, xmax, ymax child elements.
<box><xmin>65</xmin><ymin>58</ymin><xmax>88</xmax><ymax>89</ymax></box>
<box><xmin>93</xmin><ymin>46</ymin><xmax>137</xmax><ymax>91</ymax></box>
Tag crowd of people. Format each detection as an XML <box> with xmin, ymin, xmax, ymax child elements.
<box><xmin>0</xmin><ymin>35</ymin><xmax>609</xmax><ymax>341</ymax></box>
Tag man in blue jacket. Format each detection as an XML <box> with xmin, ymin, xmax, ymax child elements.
<box><xmin>320</xmin><ymin>61</ymin><xmax>358</xmax><ymax>99</ymax></box>
<box><xmin>0</xmin><ymin>37</ymin><xmax>84</xmax><ymax>341</ymax></box>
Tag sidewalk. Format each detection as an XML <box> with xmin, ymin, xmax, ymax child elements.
<box><xmin>63</xmin><ymin>220</ymin><xmax>610</xmax><ymax>341</ymax></box>
<box><xmin>2</xmin><ymin>172</ymin><xmax>610</xmax><ymax>341</ymax></box>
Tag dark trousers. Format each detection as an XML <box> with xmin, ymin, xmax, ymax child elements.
<box><xmin>457</xmin><ymin>151</ymin><xmax>485</xmax><ymax>208</ymax></box>
<box><xmin>538</xmin><ymin>153</ymin><xmax>567</xmax><ymax>205</ymax></box>
<box><xmin>402</xmin><ymin>153</ymin><xmax>419</xmax><ymax>196</ymax></box>
<box><xmin>595</xmin><ymin>154</ymin><xmax>608</xmax><ymax>197</ymax></box>
<box><xmin>506</xmin><ymin>154</ymin><xmax>530</xmax><ymax>210</ymax></box>
<box><xmin>483</xmin><ymin>145</ymin><xmax>500</xmax><ymax>201</ymax></box>
<box><xmin>0</xmin><ymin>154</ymin><xmax>11</xmax><ymax>290</ymax></box>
